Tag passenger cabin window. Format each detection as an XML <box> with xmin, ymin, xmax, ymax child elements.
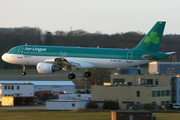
<box><xmin>17</xmin><ymin>86</ymin><xmax>20</xmax><ymax>90</ymax></box>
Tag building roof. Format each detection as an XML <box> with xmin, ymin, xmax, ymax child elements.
<box><xmin>47</xmin><ymin>99</ymin><xmax>90</xmax><ymax>102</ymax></box>
<box><xmin>0</xmin><ymin>81</ymin><xmax>75</xmax><ymax>86</ymax></box>
<box><xmin>111</xmin><ymin>110</ymin><xmax>152</xmax><ymax>113</ymax></box>
<box><xmin>0</xmin><ymin>83</ymin><xmax>34</xmax><ymax>85</ymax></box>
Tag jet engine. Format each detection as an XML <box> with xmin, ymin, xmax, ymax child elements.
<box><xmin>36</xmin><ymin>62</ymin><xmax>61</xmax><ymax>74</ymax></box>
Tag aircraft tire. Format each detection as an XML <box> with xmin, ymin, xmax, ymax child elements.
<box><xmin>21</xmin><ymin>72</ymin><xmax>26</xmax><ymax>76</ymax></box>
<box><xmin>68</xmin><ymin>73</ymin><xmax>76</xmax><ymax>80</ymax></box>
<box><xmin>84</xmin><ymin>71</ymin><xmax>91</xmax><ymax>78</ymax></box>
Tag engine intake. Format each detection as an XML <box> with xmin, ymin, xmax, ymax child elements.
<box><xmin>36</xmin><ymin>62</ymin><xmax>61</xmax><ymax>74</ymax></box>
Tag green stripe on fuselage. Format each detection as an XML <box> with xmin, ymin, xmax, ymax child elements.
<box><xmin>7</xmin><ymin>45</ymin><xmax>167</xmax><ymax>60</ymax></box>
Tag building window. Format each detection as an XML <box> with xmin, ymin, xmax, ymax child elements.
<box><xmin>155</xmin><ymin>79</ymin><xmax>159</xmax><ymax>85</ymax></box>
<box><xmin>17</xmin><ymin>86</ymin><xmax>20</xmax><ymax>90</ymax></box>
<box><xmin>122</xmin><ymin>101</ymin><xmax>134</xmax><ymax>104</ymax></box>
<box><xmin>113</xmin><ymin>79</ymin><xmax>125</xmax><ymax>84</ymax></box>
<box><xmin>72</xmin><ymin>103</ymin><xmax>75</xmax><ymax>107</ymax></box>
<box><xmin>152</xmin><ymin>91</ymin><xmax>156</xmax><ymax>97</ymax></box>
<box><xmin>161</xmin><ymin>90</ymin><xmax>165</xmax><ymax>96</ymax></box>
<box><xmin>4</xmin><ymin>86</ymin><xmax>7</xmax><ymax>90</ymax></box>
<box><xmin>8</xmin><ymin>86</ymin><xmax>10</xmax><ymax>90</ymax></box>
<box><xmin>137</xmin><ymin>102</ymin><xmax>140</xmax><ymax>104</ymax></box>
<box><xmin>161</xmin><ymin>101</ymin><xmax>165</xmax><ymax>105</ymax></box>
<box><xmin>141</xmin><ymin>79</ymin><xmax>153</xmax><ymax>85</ymax></box>
<box><xmin>166</xmin><ymin>90</ymin><xmax>169</xmax><ymax>96</ymax></box>
<box><xmin>11</xmin><ymin>86</ymin><xmax>14</xmax><ymax>90</ymax></box>
<box><xmin>137</xmin><ymin>91</ymin><xmax>140</xmax><ymax>97</ymax></box>
<box><xmin>157</xmin><ymin>91</ymin><xmax>160</xmax><ymax>97</ymax></box>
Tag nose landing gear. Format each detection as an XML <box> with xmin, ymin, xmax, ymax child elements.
<box><xmin>21</xmin><ymin>65</ymin><xmax>26</xmax><ymax>76</ymax></box>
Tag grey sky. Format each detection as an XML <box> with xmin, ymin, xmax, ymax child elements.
<box><xmin>0</xmin><ymin>0</ymin><xmax>180</xmax><ymax>34</ymax></box>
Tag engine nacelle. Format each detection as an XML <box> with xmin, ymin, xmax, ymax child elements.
<box><xmin>36</xmin><ymin>62</ymin><xmax>61</xmax><ymax>74</ymax></box>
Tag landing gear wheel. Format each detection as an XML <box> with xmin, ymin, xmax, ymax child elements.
<box><xmin>21</xmin><ymin>72</ymin><xmax>26</xmax><ymax>76</ymax></box>
<box><xmin>68</xmin><ymin>73</ymin><xmax>76</xmax><ymax>80</ymax></box>
<box><xmin>22</xmin><ymin>65</ymin><xmax>26</xmax><ymax>76</ymax></box>
<box><xmin>84</xmin><ymin>71</ymin><xmax>91</xmax><ymax>78</ymax></box>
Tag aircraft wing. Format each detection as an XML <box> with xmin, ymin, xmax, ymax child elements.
<box><xmin>44</xmin><ymin>58</ymin><xmax>95</xmax><ymax>68</ymax></box>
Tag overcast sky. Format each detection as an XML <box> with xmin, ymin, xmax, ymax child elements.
<box><xmin>0</xmin><ymin>0</ymin><xmax>180</xmax><ymax>34</ymax></box>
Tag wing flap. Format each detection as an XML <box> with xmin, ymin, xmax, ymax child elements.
<box><xmin>44</xmin><ymin>58</ymin><xmax>95</xmax><ymax>68</ymax></box>
<box><xmin>69</xmin><ymin>61</ymin><xmax>95</xmax><ymax>68</ymax></box>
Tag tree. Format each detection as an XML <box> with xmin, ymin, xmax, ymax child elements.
<box><xmin>87</xmin><ymin>68</ymin><xmax>111</xmax><ymax>85</ymax></box>
<box><xmin>44</xmin><ymin>31</ymin><xmax>53</xmax><ymax>45</ymax></box>
<box><xmin>103</xmin><ymin>99</ymin><xmax>120</xmax><ymax>110</ymax></box>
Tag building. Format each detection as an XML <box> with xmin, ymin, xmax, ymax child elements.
<box><xmin>46</xmin><ymin>92</ymin><xmax>91</xmax><ymax>110</ymax></box>
<box><xmin>91</xmin><ymin>74</ymin><xmax>180</xmax><ymax>109</ymax></box>
<box><xmin>0</xmin><ymin>83</ymin><xmax>34</xmax><ymax>105</ymax></box>
<box><xmin>46</xmin><ymin>99</ymin><xmax>90</xmax><ymax>110</ymax></box>
<box><xmin>0</xmin><ymin>81</ymin><xmax>75</xmax><ymax>95</ymax></box>
<box><xmin>59</xmin><ymin>93</ymin><xmax>91</xmax><ymax>100</ymax></box>
<box><xmin>111</xmin><ymin>111</ymin><xmax>152</xmax><ymax>120</ymax></box>
<box><xmin>149</xmin><ymin>61</ymin><xmax>180</xmax><ymax>75</ymax></box>
<box><xmin>118</xmin><ymin>67</ymin><xmax>142</xmax><ymax>75</ymax></box>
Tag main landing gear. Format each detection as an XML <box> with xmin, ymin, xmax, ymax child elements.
<box><xmin>84</xmin><ymin>71</ymin><xmax>91</xmax><ymax>78</ymax></box>
<box><xmin>21</xmin><ymin>65</ymin><xmax>26</xmax><ymax>76</ymax></box>
<box><xmin>68</xmin><ymin>71</ymin><xmax>91</xmax><ymax>80</ymax></box>
<box><xmin>68</xmin><ymin>73</ymin><xmax>76</xmax><ymax>80</ymax></box>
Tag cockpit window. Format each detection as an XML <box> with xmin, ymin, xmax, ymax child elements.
<box><xmin>8</xmin><ymin>50</ymin><xmax>13</xmax><ymax>53</ymax></box>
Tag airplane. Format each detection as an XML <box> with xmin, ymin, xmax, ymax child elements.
<box><xmin>1</xmin><ymin>21</ymin><xmax>175</xmax><ymax>79</ymax></box>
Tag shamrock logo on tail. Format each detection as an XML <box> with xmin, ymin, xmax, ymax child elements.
<box><xmin>144</xmin><ymin>31</ymin><xmax>160</xmax><ymax>46</ymax></box>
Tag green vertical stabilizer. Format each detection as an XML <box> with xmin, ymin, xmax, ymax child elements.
<box><xmin>133</xmin><ymin>21</ymin><xmax>166</xmax><ymax>52</ymax></box>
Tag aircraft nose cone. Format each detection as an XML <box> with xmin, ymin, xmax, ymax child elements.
<box><xmin>1</xmin><ymin>53</ymin><xmax>7</xmax><ymax>62</ymax></box>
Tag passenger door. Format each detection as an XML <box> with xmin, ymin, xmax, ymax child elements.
<box><xmin>126</xmin><ymin>52</ymin><xmax>133</xmax><ymax>63</ymax></box>
<box><xmin>17</xmin><ymin>47</ymin><xmax>24</xmax><ymax>58</ymax></box>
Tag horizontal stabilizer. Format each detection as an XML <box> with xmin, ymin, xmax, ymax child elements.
<box><xmin>165</xmin><ymin>52</ymin><xmax>176</xmax><ymax>55</ymax></box>
<box><xmin>142</xmin><ymin>54</ymin><xmax>157</xmax><ymax>59</ymax></box>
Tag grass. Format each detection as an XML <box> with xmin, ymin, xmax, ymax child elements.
<box><xmin>0</xmin><ymin>109</ymin><xmax>110</xmax><ymax>120</ymax></box>
<box><xmin>153</xmin><ymin>113</ymin><xmax>180</xmax><ymax>120</ymax></box>
<box><xmin>0</xmin><ymin>109</ymin><xmax>180</xmax><ymax>120</ymax></box>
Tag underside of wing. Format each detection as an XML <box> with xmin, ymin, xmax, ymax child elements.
<box><xmin>44</xmin><ymin>58</ymin><xmax>95</xmax><ymax>69</ymax></box>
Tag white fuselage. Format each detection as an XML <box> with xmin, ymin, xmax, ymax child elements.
<box><xmin>2</xmin><ymin>53</ymin><xmax>153</xmax><ymax>68</ymax></box>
